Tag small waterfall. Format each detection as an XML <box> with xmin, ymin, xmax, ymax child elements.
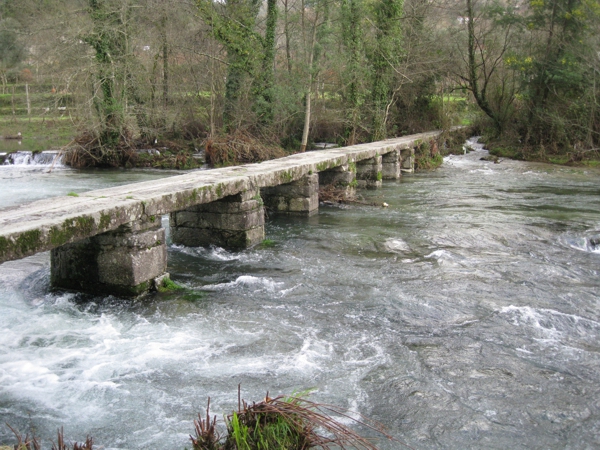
<box><xmin>3</xmin><ymin>150</ymin><xmax>63</xmax><ymax>167</ymax></box>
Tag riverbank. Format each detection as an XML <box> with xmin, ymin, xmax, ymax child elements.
<box><xmin>482</xmin><ymin>136</ymin><xmax>600</xmax><ymax>167</ymax></box>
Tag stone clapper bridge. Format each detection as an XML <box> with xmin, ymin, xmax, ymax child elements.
<box><xmin>0</xmin><ymin>131</ymin><xmax>439</xmax><ymax>296</ymax></box>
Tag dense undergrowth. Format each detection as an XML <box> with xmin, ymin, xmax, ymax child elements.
<box><xmin>484</xmin><ymin>137</ymin><xmax>600</xmax><ymax>167</ymax></box>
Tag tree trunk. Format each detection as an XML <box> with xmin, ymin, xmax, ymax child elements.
<box><xmin>300</xmin><ymin>14</ymin><xmax>319</xmax><ymax>152</ymax></box>
<box><xmin>284</xmin><ymin>0</ymin><xmax>292</xmax><ymax>75</ymax></box>
<box><xmin>161</xmin><ymin>14</ymin><xmax>169</xmax><ymax>108</ymax></box>
<box><xmin>466</xmin><ymin>0</ymin><xmax>501</xmax><ymax>132</ymax></box>
<box><xmin>255</xmin><ymin>0</ymin><xmax>277</xmax><ymax>126</ymax></box>
<box><xmin>26</xmin><ymin>82</ymin><xmax>30</xmax><ymax>120</ymax></box>
<box><xmin>342</xmin><ymin>0</ymin><xmax>363</xmax><ymax>145</ymax></box>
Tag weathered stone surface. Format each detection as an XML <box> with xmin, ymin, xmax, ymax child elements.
<box><xmin>356</xmin><ymin>156</ymin><xmax>383</xmax><ymax>189</ymax></box>
<box><xmin>262</xmin><ymin>174</ymin><xmax>319</xmax><ymax>216</ymax></box>
<box><xmin>382</xmin><ymin>150</ymin><xmax>401</xmax><ymax>179</ymax></box>
<box><xmin>173</xmin><ymin>208</ymin><xmax>264</xmax><ymax>230</ymax></box>
<box><xmin>171</xmin><ymin>189</ymin><xmax>265</xmax><ymax>249</ymax></box>
<box><xmin>171</xmin><ymin>225</ymin><xmax>264</xmax><ymax>249</ymax></box>
<box><xmin>50</xmin><ymin>223</ymin><xmax>167</xmax><ymax>296</ymax></box>
<box><xmin>401</xmin><ymin>148</ymin><xmax>415</xmax><ymax>173</ymax></box>
<box><xmin>319</xmin><ymin>164</ymin><xmax>355</xmax><ymax>187</ymax></box>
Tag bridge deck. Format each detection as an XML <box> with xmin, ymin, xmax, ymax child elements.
<box><xmin>0</xmin><ymin>131</ymin><xmax>439</xmax><ymax>263</ymax></box>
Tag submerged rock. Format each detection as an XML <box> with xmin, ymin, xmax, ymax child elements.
<box><xmin>480</xmin><ymin>154</ymin><xmax>500</xmax><ymax>163</ymax></box>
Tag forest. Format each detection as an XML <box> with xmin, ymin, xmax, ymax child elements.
<box><xmin>0</xmin><ymin>0</ymin><xmax>598</xmax><ymax>167</ymax></box>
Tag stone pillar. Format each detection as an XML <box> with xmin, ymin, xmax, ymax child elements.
<box><xmin>170</xmin><ymin>188</ymin><xmax>264</xmax><ymax>249</ymax></box>
<box><xmin>51</xmin><ymin>218</ymin><xmax>167</xmax><ymax>297</ymax></box>
<box><xmin>401</xmin><ymin>147</ymin><xmax>415</xmax><ymax>173</ymax></box>
<box><xmin>356</xmin><ymin>155</ymin><xmax>382</xmax><ymax>189</ymax></box>
<box><xmin>319</xmin><ymin>164</ymin><xmax>357</xmax><ymax>199</ymax></box>
<box><xmin>261</xmin><ymin>173</ymin><xmax>319</xmax><ymax>216</ymax></box>
<box><xmin>382</xmin><ymin>150</ymin><xmax>401</xmax><ymax>180</ymax></box>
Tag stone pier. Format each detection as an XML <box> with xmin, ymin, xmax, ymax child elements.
<box><xmin>382</xmin><ymin>150</ymin><xmax>401</xmax><ymax>180</ymax></box>
<box><xmin>401</xmin><ymin>147</ymin><xmax>415</xmax><ymax>173</ymax></box>
<box><xmin>50</xmin><ymin>218</ymin><xmax>167</xmax><ymax>296</ymax></box>
<box><xmin>261</xmin><ymin>173</ymin><xmax>319</xmax><ymax>216</ymax></box>
<box><xmin>170</xmin><ymin>188</ymin><xmax>264</xmax><ymax>249</ymax></box>
<box><xmin>356</xmin><ymin>155</ymin><xmax>383</xmax><ymax>189</ymax></box>
<box><xmin>319</xmin><ymin>164</ymin><xmax>357</xmax><ymax>198</ymax></box>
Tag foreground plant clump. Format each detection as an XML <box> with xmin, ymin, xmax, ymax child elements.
<box><xmin>4</xmin><ymin>390</ymin><xmax>393</xmax><ymax>450</ymax></box>
<box><xmin>5</xmin><ymin>426</ymin><xmax>92</xmax><ymax>450</ymax></box>
<box><xmin>191</xmin><ymin>390</ymin><xmax>392</xmax><ymax>450</ymax></box>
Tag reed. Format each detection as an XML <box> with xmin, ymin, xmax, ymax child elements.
<box><xmin>190</xmin><ymin>386</ymin><xmax>397</xmax><ymax>450</ymax></box>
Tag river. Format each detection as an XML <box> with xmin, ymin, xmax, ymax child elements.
<box><xmin>1</xmin><ymin>140</ymin><xmax>599</xmax><ymax>449</ymax></box>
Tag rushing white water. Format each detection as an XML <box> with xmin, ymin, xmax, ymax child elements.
<box><xmin>3</xmin><ymin>151</ymin><xmax>63</xmax><ymax>167</ymax></box>
<box><xmin>1</xmin><ymin>139</ymin><xmax>600</xmax><ymax>449</ymax></box>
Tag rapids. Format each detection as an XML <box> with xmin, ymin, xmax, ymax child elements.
<box><xmin>1</xmin><ymin>138</ymin><xmax>599</xmax><ymax>449</ymax></box>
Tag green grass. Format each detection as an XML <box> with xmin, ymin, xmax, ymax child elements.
<box><xmin>581</xmin><ymin>160</ymin><xmax>600</xmax><ymax>168</ymax></box>
<box><xmin>548</xmin><ymin>156</ymin><xmax>571</xmax><ymax>165</ymax></box>
<box><xmin>488</xmin><ymin>145</ymin><xmax>523</xmax><ymax>160</ymax></box>
<box><xmin>260</xmin><ymin>239</ymin><xmax>276</xmax><ymax>248</ymax></box>
<box><xmin>0</xmin><ymin>116</ymin><xmax>75</xmax><ymax>153</ymax></box>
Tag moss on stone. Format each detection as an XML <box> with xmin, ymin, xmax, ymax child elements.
<box><xmin>49</xmin><ymin>226</ymin><xmax>68</xmax><ymax>246</ymax></box>
<box><xmin>0</xmin><ymin>236</ymin><xmax>9</xmax><ymax>256</ymax></box>
<box><xmin>190</xmin><ymin>188</ymin><xmax>199</xmax><ymax>203</ymax></box>
<box><xmin>316</xmin><ymin>161</ymin><xmax>332</xmax><ymax>172</ymax></box>
<box><xmin>76</xmin><ymin>216</ymin><xmax>95</xmax><ymax>233</ymax></box>
<box><xmin>16</xmin><ymin>230</ymin><xmax>43</xmax><ymax>256</ymax></box>
<box><xmin>281</xmin><ymin>170</ymin><xmax>294</xmax><ymax>184</ymax></box>
<box><xmin>99</xmin><ymin>213</ymin><xmax>112</xmax><ymax>230</ymax></box>
<box><xmin>157</xmin><ymin>276</ymin><xmax>184</xmax><ymax>292</ymax></box>
<box><xmin>252</xmin><ymin>194</ymin><xmax>264</xmax><ymax>206</ymax></box>
<box><xmin>49</xmin><ymin>216</ymin><xmax>96</xmax><ymax>247</ymax></box>
<box><xmin>118</xmin><ymin>280</ymin><xmax>151</xmax><ymax>297</ymax></box>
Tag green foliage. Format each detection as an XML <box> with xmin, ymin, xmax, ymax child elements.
<box><xmin>227</xmin><ymin>410</ymin><xmax>305</xmax><ymax>450</ymax></box>
<box><xmin>460</xmin><ymin>0</ymin><xmax>600</xmax><ymax>156</ymax></box>
<box><xmin>2</xmin><ymin>0</ymin><xmax>596</xmax><ymax>166</ymax></box>
<box><xmin>260</xmin><ymin>238</ymin><xmax>275</xmax><ymax>248</ymax></box>
<box><xmin>340</xmin><ymin>0</ymin><xmax>368</xmax><ymax>144</ymax></box>
<box><xmin>414</xmin><ymin>139</ymin><xmax>443</xmax><ymax>171</ymax></box>
<box><xmin>0</xmin><ymin>28</ymin><xmax>25</xmax><ymax>69</ymax></box>
<box><xmin>157</xmin><ymin>276</ymin><xmax>184</xmax><ymax>292</ymax></box>
<box><xmin>191</xmin><ymin>389</ymin><xmax>390</xmax><ymax>450</ymax></box>
<box><xmin>83</xmin><ymin>0</ymin><xmax>130</xmax><ymax>151</ymax></box>
<box><xmin>368</xmin><ymin>0</ymin><xmax>404</xmax><ymax>141</ymax></box>
<box><xmin>488</xmin><ymin>145</ymin><xmax>522</xmax><ymax>160</ymax></box>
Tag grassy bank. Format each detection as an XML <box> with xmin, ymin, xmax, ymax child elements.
<box><xmin>483</xmin><ymin>136</ymin><xmax>600</xmax><ymax>167</ymax></box>
<box><xmin>0</xmin><ymin>117</ymin><xmax>76</xmax><ymax>153</ymax></box>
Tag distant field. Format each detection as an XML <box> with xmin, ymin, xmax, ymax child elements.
<box><xmin>0</xmin><ymin>116</ymin><xmax>76</xmax><ymax>153</ymax></box>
